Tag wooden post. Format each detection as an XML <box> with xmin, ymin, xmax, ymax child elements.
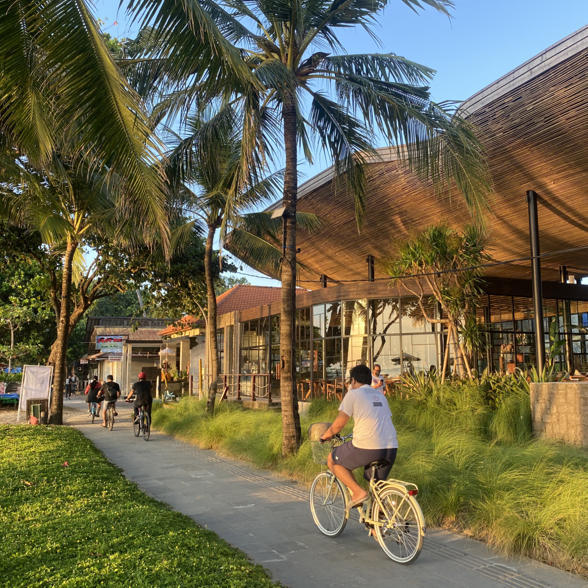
<box><xmin>252</xmin><ymin>374</ymin><xmax>256</xmax><ymax>402</ymax></box>
<box><xmin>156</xmin><ymin>376</ymin><xmax>160</xmax><ymax>399</ymax></box>
<box><xmin>198</xmin><ymin>359</ymin><xmax>203</xmax><ymax>400</ymax></box>
<box><xmin>190</xmin><ymin>375</ymin><xmax>193</xmax><ymax>396</ymax></box>
<box><xmin>237</xmin><ymin>374</ymin><xmax>241</xmax><ymax>401</ymax></box>
<box><xmin>268</xmin><ymin>373</ymin><xmax>272</xmax><ymax>404</ymax></box>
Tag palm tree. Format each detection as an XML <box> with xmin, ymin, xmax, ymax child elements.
<box><xmin>130</xmin><ymin>0</ymin><xmax>491</xmax><ymax>454</ymax></box>
<box><xmin>0</xmin><ymin>143</ymin><xmax>167</xmax><ymax>424</ymax></box>
<box><xmin>0</xmin><ymin>0</ymin><xmax>168</xmax><ymax>234</ymax></box>
<box><xmin>165</xmin><ymin>105</ymin><xmax>320</xmax><ymax>415</ymax></box>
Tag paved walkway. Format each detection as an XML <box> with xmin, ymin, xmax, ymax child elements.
<box><xmin>64</xmin><ymin>396</ymin><xmax>587</xmax><ymax>588</ymax></box>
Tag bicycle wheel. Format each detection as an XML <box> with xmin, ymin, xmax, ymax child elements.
<box><xmin>133</xmin><ymin>411</ymin><xmax>140</xmax><ymax>437</ymax></box>
<box><xmin>309</xmin><ymin>472</ymin><xmax>347</xmax><ymax>537</ymax></box>
<box><xmin>142</xmin><ymin>412</ymin><xmax>150</xmax><ymax>441</ymax></box>
<box><xmin>108</xmin><ymin>407</ymin><xmax>114</xmax><ymax>431</ymax></box>
<box><xmin>372</xmin><ymin>487</ymin><xmax>425</xmax><ymax>564</ymax></box>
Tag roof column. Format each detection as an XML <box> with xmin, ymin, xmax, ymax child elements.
<box><xmin>527</xmin><ymin>190</ymin><xmax>546</xmax><ymax>372</ymax></box>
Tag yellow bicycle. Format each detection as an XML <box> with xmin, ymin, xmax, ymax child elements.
<box><xmin>309</xmin><ymin>432</ymin><xmax>426</xmax><ymax>564</ymax></box>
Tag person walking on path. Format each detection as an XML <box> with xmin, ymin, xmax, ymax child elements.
<box><xmin>126</xmin><ymin>372</ymin><xmax>153</xmax><ymax>423</ymax></box>
<box><xmin>320</xmin><ymin>364</ymin><xmax>398</xmax><ymax>508</ymax></box>
<box><xmin>65</xmin><ymin>376</ymin><xmax>72</xmax><ymax>400</ymax></box>
<box><xmin>100</xmin><ymin>375</ymin><xmax>120</xmax><ymax>427</ymax></box>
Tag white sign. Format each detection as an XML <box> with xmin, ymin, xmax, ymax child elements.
<box><xmin>80</xmin><ymin>359</ymin><xmax>88</xmax><ymax>365</ymax></box>
<box><xmin>18</xmin><ymin>365</ymin><xmax>53</xmax><ymax>421</ymax></box>
<box><xmin>96</xmin><ymin>336</ymin><xmax>124</xmax><ymax>354</ymax></box>
<box><xmin>108</xmin><ymin>356</ymin><xmax>122</xmax><ymax>362</ymax></box>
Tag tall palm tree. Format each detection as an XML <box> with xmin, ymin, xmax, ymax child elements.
<box><xmin>166</xmin><ymin>105</ymin><xmax>320</xmax><ymax>415</ymax></box>
<box><xmin>130</xmin><ymin>0</ymin><xmax>491</xmax><ymax>454</ymax></box>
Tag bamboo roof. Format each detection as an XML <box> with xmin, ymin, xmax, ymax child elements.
<box><xmin>229</xmin><ymin>25</ymin><xmax>588</xmax><ymax>290</ymax></box>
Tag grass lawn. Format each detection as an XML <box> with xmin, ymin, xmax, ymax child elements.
<box><xmin>152</xmin><ymin>397</ymin><xmax>588</xmax><ymax>577</ymax></box>
<box><xmin>0</xmin><ymin>425</ymin><xmax>281</xmax><ymax>588</ymax></box>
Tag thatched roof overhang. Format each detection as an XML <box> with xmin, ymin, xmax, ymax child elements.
<box><xmin>227</xmin><ymin>25</ymin><xmax>588</xmax><ymax>291</ymax></box>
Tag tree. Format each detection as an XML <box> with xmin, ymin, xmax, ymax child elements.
<box><xmin>386</xmin><ymin>224</ymin><xmax>489</xmax><ymax>381</ymax></box>
<box><xmin>133</xmin><ymin>0</ymin><xmax>491</xmax><ymax>454</ymax></box>
<box><xmin>165</xmin><ymin>106</ymin><xmax>295</xmax><ymax>415</ymax></box>
<box><xmin>216</xmin><ymin>275</ymin><xmax>250</xmax><ymax>296</ymax></box>
<box><xmin>0</xmin><ymin>227</ymin><xmax>56</xmax><ymax>366</ymax></box>
<box><xmin>0</xmin><ymin>148</ymin><xmax>170</xmax><ymax>424</ymax></box>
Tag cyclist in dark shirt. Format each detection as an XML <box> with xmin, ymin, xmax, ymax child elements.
<box><xmin>100</xmin><ymin>375</ymin><xmax>121</xmax><ymax>427</ymax></box>
<box><xmin>87</xmin><ymin>377</ymin><xmax>103</xmax><ymax>417</ymax></box>
<box><xmin>126</xmin><ymin>372</ymin><xmax>153</xmax><ymax>422</ymax></box>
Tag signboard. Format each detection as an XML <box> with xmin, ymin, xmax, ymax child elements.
<box><xmin>80</xmin><ymin>359</ymin><xmax>88</xmax><ymax>365</ymax></box>
<box><xmin>96</xmin><ymin>336</ymin><xmax>124</xmax><ymax>354</ymax></box>
<box><xmin>17</xmin><ymin>365</ymin><xmax>53</xmax><ymax>421</ymax></box>
<box><xmin>108</xmin><ymin>356</ymin><xmax>122</xmax><ymax>362</ymax></box>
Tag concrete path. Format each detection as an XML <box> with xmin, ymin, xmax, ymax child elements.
<box><xmin>64</xmin><ymin>396</ymin><xmax>587</xmax><ymax>588</ymax></box>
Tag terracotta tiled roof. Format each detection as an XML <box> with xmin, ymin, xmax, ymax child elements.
<box><xmin>157</xmin><ymin>285</ymin><xmax>282</xmax><ymax>337</ymax></box>
<box><xmin>217</xmin><ymin>285</ymin><xmax>281</xmax><ymax>315</ymax></box>
<box><xmin>158</xmin><ymin>316</ymin><xmax>204</xmax><ymax>337</ymax></box>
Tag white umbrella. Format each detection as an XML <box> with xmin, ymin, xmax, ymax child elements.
<box><xmin>159</xmin><ymin>347</ymin><xmax>176</xmax><ymax>356</ymax></box>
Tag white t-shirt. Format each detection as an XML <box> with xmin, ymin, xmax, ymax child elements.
<box><xmin>372</xmin><ymin>375</ymin><xmax>385</xmax><ymax>393</ymax></box>
<box><xmin>339</xmin><ymin>384</ymin><xmax>398</xmax><ymax>450</ymax></box>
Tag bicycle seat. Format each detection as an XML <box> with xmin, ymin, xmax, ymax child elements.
<box><xmin>368</xmin><ymin>459</ymin><xmax>391</xmax><ymax>469</ymax></box>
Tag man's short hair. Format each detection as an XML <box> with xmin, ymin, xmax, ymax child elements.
<box><xmin>373</xmin><ymin>364</ymin><xmax>381</xmax><ymax>370</ymax></box>
<box><xmin>107</xmin><ymin>375</ymin><xmax>114</xmax><ymax>381</ymax></box>
<box><xmin>349</xmin><ymin>364</ymin><xmax>372</xmax><ymax>385</ymax></box>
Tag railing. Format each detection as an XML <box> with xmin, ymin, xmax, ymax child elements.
<box><xmin>219</xmin><ymin>373</ymin><xmax>272</xmax><ymax>403</ymax></box>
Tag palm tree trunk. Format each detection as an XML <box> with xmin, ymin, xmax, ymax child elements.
<box><xmin>280</xmin><ymin>99</ymin><xmax>302</xmax><ymax>456</ymax></box>
<box><xmin>49</xmin><ymin>239</ymin><xmax>77</xmax><ymax>425</ymax></box>
<box><xmin>205</xmin><ymin>224</ymin><xmax>219</xmax><ymax>415</ymax></box>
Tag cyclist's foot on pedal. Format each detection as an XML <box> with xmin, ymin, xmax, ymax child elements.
<box><xmin>347</xmin><ymin>491</ymin><xmax>368</xmax><ymax>509</ymax></box>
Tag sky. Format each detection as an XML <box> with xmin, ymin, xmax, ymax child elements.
<box><xmin>95</xmin><ymin>0</ymin><xmax>588</xmax><ymax>287</ymax></box>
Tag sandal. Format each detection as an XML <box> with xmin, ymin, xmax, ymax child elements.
<box><xmin>101</xmin><ymin>424</ymin><xmax>107</xmax><ymax>428</ymax></box>
<box><xmin>347</xmin><ymin>494</ymin><xmax>368</xmax><ymax>509</ymax></box>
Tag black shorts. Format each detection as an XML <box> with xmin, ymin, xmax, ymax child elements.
<box><xmin>331</xmin><ymin>442</ymin><xmax>397</xmax><ymax>481</ymax></box>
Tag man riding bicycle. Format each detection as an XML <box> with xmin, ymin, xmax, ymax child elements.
<box><xmin>126</xmin><ymin>372</ymin><xmax>153</xmax><ymax>422</ymax></box>
<box><xmin>100</xmin><ymin>375</ymin><xmax>120</xmax><ymax>428</ymax></box>
<box><xmin>320</xmin><ymin>364</ymin><xmax>398</xmax><ymax>509</ymax></box>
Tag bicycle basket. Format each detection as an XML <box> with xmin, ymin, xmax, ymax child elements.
<box><xmin>310</xmin><ymin>441</ymin><xmax>332</xmax><ymax>465</ymax></box>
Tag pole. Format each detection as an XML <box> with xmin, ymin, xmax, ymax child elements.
<box><xmin>198</xmin><ymin>359</ymin><xmax>203</xmax><ymax>400</ymax></box>
<box><xmin>527</xmin><ymin>190</ymin><xmax>546</xmax><ymax>373</ymax></box>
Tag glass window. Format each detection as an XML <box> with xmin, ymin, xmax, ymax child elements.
<box><xmin>343</xmin><ymin>300</ymin><xmax>368</xmax><ymax>336</ymax></box>
<box><xmin>324</xmin><ymin>337</ymin><xmax>342</xmax><ymax>379</ymax></box>
<box><xmin>403</xmin><ymin>334</ymin><xmax>438</xmax><ymax>375</ymax></box>
<box><xmin>297</xmin><ymin>308</ymin><xmax>311</xmax><ymax>341</ymax></box>
<box><xmin>271</xmin><ymin>315</ymin><xmax>280</xmax><ymax>345</ymax></box>
<box><xmin>342</xmin><ymin>336</ymin><xmax>368</xmax><ymax>377</ymax></box>
<box><xmin>400</xmin><ymin>297</ymin><xmax>427</xmax><ymax>333</ymax></box>
<box><xmin>370</xmin><ymin>299</ymin><xmax>400</xmax><ymax>335</ymax></box>
<box><xmin>313</xmin><ymin>304</ymin><xmax>325</xmax><ymax>339</ymax></box>
<box><xmin>325</xmin><ymin>302</ymin><xmax>342</xmax><ymax>338</ymax></box>
<box><xmin>371</xmin><ymin>336</ymin><xmax>402</xmax><ymax>378</ymax></box>
<box><xmin>312</xmin><ymin>340</ymin><xmax>324</xmax><ymax>380</ymax></box>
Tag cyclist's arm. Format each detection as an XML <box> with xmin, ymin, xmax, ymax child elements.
<box><xmin>320</xmin><ymin>411</ymin><xmax>350</xmax><ymax>442</ymax></box>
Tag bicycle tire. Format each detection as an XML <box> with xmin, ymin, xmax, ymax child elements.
<box><xmin>143</xmin><ymin>412</ymin><xmax>150</xmax><ymax>441</ymax></box>
<box><xmin>372</xmin><ymin>487</ymin><xmax>425</xmax><ymax>564</ymax></box>
<box><xmin>108</xmin><ymin>407</ymin><xmax>114</xmax><ymax>431</ymax></box>
<box><xmin>310</xmin><ymin>472</ymin><xmax>347</xmax><ymax>537</ymax></box>
<box><xmin>133</xmin><ymin>411</ymin><xmax>140</xmax><ymax>437</ymax></box>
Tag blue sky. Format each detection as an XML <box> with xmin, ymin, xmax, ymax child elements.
<box><xmin>95</xmin><ymin>0</ymin><xmax>588</xmax><ymax>287</ymax></box>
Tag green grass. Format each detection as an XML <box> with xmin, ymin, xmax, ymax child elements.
<box><xmin>0</xmin><ymin>425</ymin><xmax>281</xmax><ymax>588</ymax></box>
<box><xmin>152</xmin><ymin>395</ymin><xmax>588</xmax><ymax>577</ymax></box>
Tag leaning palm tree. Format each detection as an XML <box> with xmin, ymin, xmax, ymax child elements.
<box><xmin>166</xmin><ymin>105</ymin><xmax>320</xmax><ymax>415</ymax></box>
<box><xmin>130</xmin><ymin>0</ymin><xmax>491</xmax><ymax>454</ymax></box>
<box><xmin>0</xmin><ymin>0</ymin><xmax>168</xmax><ymax>236</ymax></box>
